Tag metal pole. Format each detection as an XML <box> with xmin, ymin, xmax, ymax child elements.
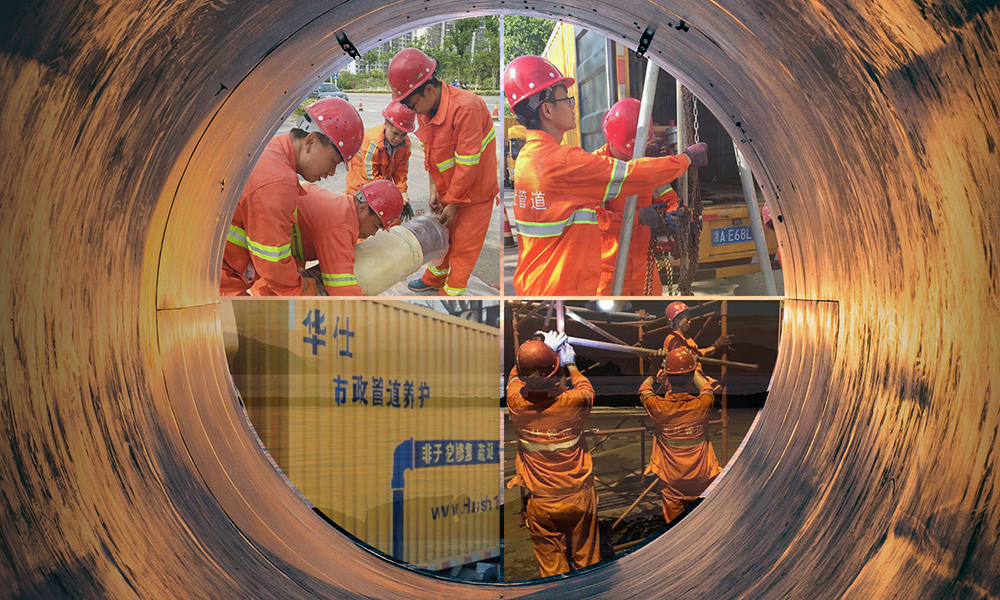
<box><xmin>733</xmin><ymin>142</ymin><xmax>777</xmax><ymax>295</ymax></box>
<box><xmin>676</xmin><ymin>80</ymin><xmax>688</xmax><ymax>205</ymax></box>
<box><xmin>721</xmin><ymin>300</ymin><xmax>729</xmax><ymax>465</ymax></box>
<box><xmin>612</xmin><ymin>477</ymin><xmax>660</xmax><ymax>531</ymax></box>
<box><xmin>567</xmin><ymin>336</ymin><xmax>663</xmax><ymax>357</ymax></box>
<box><xmin>556</xmin><ymin>300</ymin><xmax>565</xmax><ymax>335</ymax></box>
<box><xmin>499</xmin><ymin>16</ymin><xmax>505</xmax><ymax>102</ymax></box>
<box><xmin>610</xmin><ymin>62</ymin><xmax>659</xmax><ymax>295</ymax></box>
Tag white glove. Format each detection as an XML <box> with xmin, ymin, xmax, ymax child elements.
<box><xmin>558</xmin><ymin>342</ymin><xmax>576</xmax><ymax>365</ymax></box>
<box><xmin>535</xmin><ymin>331</ymin><xmax>566</xmax><ymax>352</ymax></box>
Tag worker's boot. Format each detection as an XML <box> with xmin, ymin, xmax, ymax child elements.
<box><xmin>407</xmin><ymin>278</ymin><xmax>440</xmax><ymax>293</ymax></box>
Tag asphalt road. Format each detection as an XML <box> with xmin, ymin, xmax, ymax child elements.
<box><xmin>277</xmin><ymin>92</ymin><xmax>504</xmax><ymax>290</ymax></box>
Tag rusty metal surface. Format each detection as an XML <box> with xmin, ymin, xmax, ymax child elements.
<box><xmin>1</xmin><ymin>1</ymin><xmax>998</xmax><ymax>599</ymax></box>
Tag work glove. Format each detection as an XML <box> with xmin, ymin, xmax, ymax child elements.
<box><xmin>683</xmin><ymin>142</ymin><xmax>709</xmax><ymax>168</ymax></box>
<box><xmin>558</xmin><ymin>342</ymin><xmax>576</xmax><ymax>366</ymax></box>
<box><xmin>637</xmin><ymin>205</ymin><xmax>681</xmax><ymax>233</ymax></box>
<box><xmin>535</xmin><ymin>331</ymin><xmax>567</xmax><ymax>353</ymax></box>
<box><xmin>400</xmin><ymin>202</ymin><xmax>414</xmax><ymax>222</ymax></box>
<box><xmin>299</xmin><ymin>267</ymin><xmax>329</xmax><ymax>296</ymax></box>
<box><xmin>713</xmin><ymin>334</ymin><xmax>735</xmax><ymax>351</ymax></box>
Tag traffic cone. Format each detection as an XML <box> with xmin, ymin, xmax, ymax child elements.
<box><xmin>492</xmin><ymin>102</ymin><xmax>499</xmax><ymax>119</ymax></box>
<box><xmin>503</xmin><ymin>206</ymin><xmax>516</xmax><ymax>248</ymax></box>
<box><xmin>358</xmin><ymin>100</ymin><xmax>364</xmax><ymax>111</ymax></box>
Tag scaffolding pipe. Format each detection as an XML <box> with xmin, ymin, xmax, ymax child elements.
<box><xmin>568</xmin><ymin>336</ymin><xmax>664</xmax><ymax>357</ymax></box>
<box><xmin>610</xmin><ymin>62</ymin><xmax>659</xmax><ymax>295</ymax></box>
<box><xmin>733</xmin><ymin>142</ymin><xmax>778</xmax><ymax>295</ymax></box>
<box><xmin>612</xmin><ymin>478</ymin><xmax>661</xmax><ymax>531</ymax></box>
<box><xmin>676</xmin><ymin>80</ymin><xmax>688</xmax><ymax>204</ymax></box>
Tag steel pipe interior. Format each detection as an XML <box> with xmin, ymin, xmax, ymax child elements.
<box><xmin>1</xmin><ymin>1</ymin><xmax>998</xmax><ymax>598</ymax></box>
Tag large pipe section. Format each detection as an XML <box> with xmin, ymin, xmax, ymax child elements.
<box><xmin>354</xmin><ymin>214</ymin><xmax>449</xmax><ymax>295</ymax></box>
<box><xmin>2</xmin><ymin>0</ymin><xmax>998</xmax><ymax>598</ymax></box>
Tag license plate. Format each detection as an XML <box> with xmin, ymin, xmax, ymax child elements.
<box><xmin>712</xmin><ymin>225</ymin><xmax>754</xmax><ymax>246</ymax></box>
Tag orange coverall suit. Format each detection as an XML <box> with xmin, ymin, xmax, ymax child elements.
<box><xmin>639</xmin><ymin>378</ymin><xmax>722</xmax><ymax>524</ymax></box>
<box><xmin>344</xmin><ymin>124</ymin><xmax>410</xmax><ymax>197</ymax></box>
<box><xmin>256</xmin><ymin>183</ymin><xmax>363</xmax><ymax>296</ymax></box>
<box><xmin>512</xmin><ymin>131</ymin><xmax>691</xmax><ymax>296</ymax></box>
<box><xmin>592</xmin><ymin>143</ymin><xmax>679</xmax><ymax>296</ymax></box>
<box><xmin>507</xmin><ymin>366</ymin><xmax>599</xmax><ymax>577</ymax></box>
<box><xmin>415</xmin><ymin>84</ymin><xmax>499</xmax><ymax>296</ymax></box>
<box><xmin>221</xmin><ymin>135</ymin><xmax>314</xmax><ymax>296</ymax></box>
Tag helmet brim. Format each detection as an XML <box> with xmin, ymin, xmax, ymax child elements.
<box><xmin>510</xmin><ymin>76</ymin><xmax>576</xmax><ymax>110</ymax></box>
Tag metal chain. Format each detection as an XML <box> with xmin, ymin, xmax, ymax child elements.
<box><xmin>643</xmin><ymin>205</ymin><xmax>681</xmax><ymax>296</ymax></box>
<box><xmin>679</xmin><ymin>88</ymin><xmax>703</xmax><ymax>294</ymax></box>
<box><xmin>692</xmin><ymin>97</ymin><xmax>700</xmax><ymax>144</ymax></box>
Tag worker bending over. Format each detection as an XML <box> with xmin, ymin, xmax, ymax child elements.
<box><xmin>255</xmin><ymin>180</ymin><xmax>403</xmax><ymax>296</ymax></box>
<box><xmin>503</xmin><ymin>55</ymin><xmax>707</xmax><ymax>296</ymax></box>
<box><xmin>388</xmin><ymin>48</ymin><xmax>499</xmax><ymax>296</ymax></box>
<box><xmin>594</xmin><ymin>98</ymin><xmax>681</xmax><ymax>295</ymax></box>
<box><xmin>507</xmin><ymin>334</ymin><xmax>599</xmax><ymax>577</ymax></box>
<box><xmin>344</xmin><ymin>101</ymin><xmax>416</xmax><ymax>222</ymax></box>
<box><xmin>221</xmin><ymin>98</ymin><xmax>364</xmax><ymax>296</ymax></box>
<box><xmin>639</xmin><ymin>347</ymin><xmax>722</xmax><ymax>524</ymax></box>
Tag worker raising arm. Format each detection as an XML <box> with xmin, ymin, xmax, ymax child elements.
<box><xmin>503</xmin><ymin>55</ymin><xmax>708</xmax><ymax>296</ymax></box>
<box><xmin>506</xmin><ymin>334</ymin><xmax>600</xmax><ymax>577</ymax></box>
<box><xmin>639</xmin><ymin>347</ymin><xmax>722</xmax><ymax>525</ymax></box>
<box><xmin>221</xmin><ymin>98</ymin><xmax>364</xmax><ymax>296</ymax></box>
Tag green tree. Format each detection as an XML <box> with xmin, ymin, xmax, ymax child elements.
<box><xmin>504</xmin><ymin>16</ymin><xmax>556</xmax><ymax>62</ymax></box>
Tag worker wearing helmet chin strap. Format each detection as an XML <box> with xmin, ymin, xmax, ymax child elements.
<box><xmin>506</xmin><ymin>334</ymin><xmax>599</xmax><ymax>577</ymax></box>
<box><xmin>344</xmin><ymin>101</ymin><xmax>416</xmax><ymax>223</ymax></box>
<box><xmin>658</xmin><ymin>301</ymin><xmax>733</xmax><ymax>392</ymax></box>
<box><xmin>388</xmin><ymin>48</ymin><xmax>499</xmax><ymax>297</ymax></box>
<box><xmin>503</xmin><ymin>55</ymin><xmax>706</xmax><ymax>296</ymax></box>
<box><xmin>639</xmin><ymin>347</ymin><xmax>722</xmax><ymax>524</ymax></box>
<box><xmin>254</xmin><ymin>180</ymin><xmax>404</xmax><ymax>296</ymax></box>
<box><xmin>221</xmin><ymin>98</ymin><xmax>364</xmax><ymax>296</ymax></box>
<box><xmin>594</xmin><ymin>98</ymin><xmax>687</xmax><ymax>296</ymax></box>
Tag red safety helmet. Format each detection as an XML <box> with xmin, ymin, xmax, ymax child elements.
<box><xmin>387</xmin><ymin>48</ymin><xmax>437</xmax><ymax>102</ymax></box>
<box><xmin>663</xmin><ymin>347</ymin><xmax>697</xmax><ymax>375</ymax></box>
<box><xmin>516</xmin><ymin>340</ymin><xmax>560</xmax><ymax>382</ymax></box>
<box><xmin>302</xmin><ymin>98</ymin><xmax>364</xmax><ymax>161</ymax></box>
<box><xmin>503</xmin><ymin>55</ymin><xmax>575</xmax><ymax>111</ymax></box>
<box><xmin>382</xmin><ymin>101</ymin><xmax>416</xmax><ymax>133</ymax></box>
<box><xmin>602</xmin><ymin>97</ymin><xmax>645</xmax><ymax>157</ymax></box>
<box><xmin>762</xmin><ymin>204</ymin><xmax>774</xmax><ymax>230</ymax></box>
<box><xmin>664</xmin><ymin>301</ymin><xmax>690</xmax><ymax>322</ymax></box>
<box><xmin>358</xmin><ymin>180</ymin><xmax>404</xmax><ymax>228</ymax></box>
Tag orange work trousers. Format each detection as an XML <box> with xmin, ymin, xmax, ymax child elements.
<box><xmin>525</xmin><ymin>485</ymin><xmax>600</xmax><ymax>577</ymax></box>
<box><xmin>420</xmin><ymin>200</ymin><xmax>493</xmax><ymax>296</ymax></box>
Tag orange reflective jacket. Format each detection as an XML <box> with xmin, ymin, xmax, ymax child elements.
<box><xmin>638</xmin><ymin>378</ymin><xmax>721</xmax><ymax>501</ymax></box>
<box><xmin>512</xmin><ymin>130</ymin><xmax>692</xmax><ymax>296</ymax></box>
<box><xmin>290</xmin><ymin>183</ymin><xmax>363</xmax><ymax>296</ymax></box>
<box><xmin>592</xmin><ymin>144</ymin><xmax>679</xmax><ymax>295</ymax></box>
<box><xmin>507</xmin><ymin>366</ymin><xmax>595</xmax><ymax>496</ymax></box>
<box><xmin>222</xmin><ymin>135</ymin><xmax>309</xmax><ymax>296</ymax></box>
<box><xmin>415</xmin><ymin>84</ymin><xmax>499</xmax><ymax>206</ymax></box>
<box><xmin>344</xmin><ymin>124</ymin><xmax>410</xmax><ymax>196</ymax></box>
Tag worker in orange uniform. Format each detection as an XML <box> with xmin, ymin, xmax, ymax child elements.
<box><xmin>595</xmin><ymin>98</ymin><xmax>681</xmax><ymax>295</ymax></box>
<box><xmin>254</xmin><ymin>180</ymin><xmax>404</xmax><ymax>296</ymax></box>
<box><xmin>344</xmin><ymin>101</ymin><xmax>416</xmax><ymax>222</ymax></box>
<box><xmin>507</xmin><ymin>334</ymin><xmax>599</xmax><ymax>577</ymax></box>
<box><xmin>221</xmin><ymin>97</ymin><xmax>364</xmax><ymax>296</ymax></box>
<box><xmin>639</xmin><ymin>346</ymin><xmax>722</xmax><ymax>524</ymax></box>
<box><xmin>387</xmin><ymin>48</ymin><xmax>499</xmax><ymax>296</ymax></box>
<box><xmin>503</xmin><ymin>55</ymin><xmax>708</xmax><ymax>296</ymax></box>
<box><xmin>659</xmin><ymin>301</ymin><xmax>732</xmax><ymax>391</ymax></box>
